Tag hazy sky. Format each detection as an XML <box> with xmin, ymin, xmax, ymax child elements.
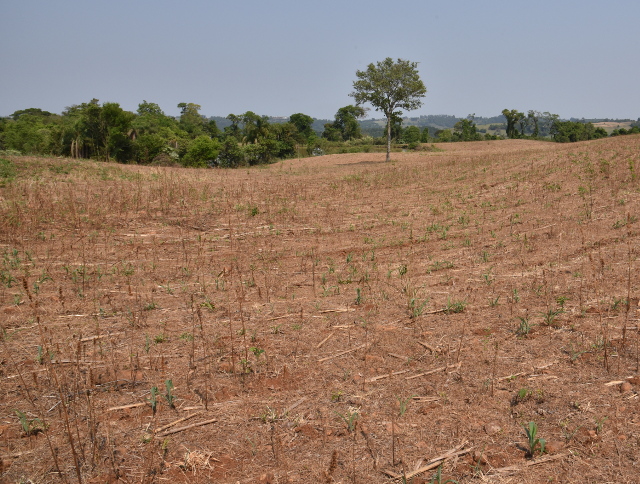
<box><xmin>1</xmin><ymin>0</ymin><xmax>638</xmax><ymax>120</ymax></box>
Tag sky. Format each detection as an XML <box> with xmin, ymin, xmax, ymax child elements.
<box><xmin>1</xmin><ymin>0</ymin><xmax>639</xmax><ymax>121</ymax></box>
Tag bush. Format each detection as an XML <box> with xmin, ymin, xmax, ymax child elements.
<box><xmin>217</xmin><ymin>138</ymin><xmax>245</xmax><ymax>168</ymax></box>
<box><xmin>150</xmin><ymin>152</ymin><xmax>179</xmax><ymax>167</ymax></box>
<box><xmin>182</xmin><ymin>136</ymin><xmax>220</xmax><ymax>168</ymax></box>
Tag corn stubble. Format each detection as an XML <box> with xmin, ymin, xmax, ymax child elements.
<box><xmin>0</xmin><ymin>136</ymin><xmax>639</xmax><ymax>482</ymax></box>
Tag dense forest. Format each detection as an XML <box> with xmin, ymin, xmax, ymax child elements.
<box><xmin>1</xmin><ymin>99</ymin><xmax>638</xmax><ymax>167</ymax></box>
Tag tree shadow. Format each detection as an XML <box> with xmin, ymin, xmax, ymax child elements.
<box><xmin>337</xmin><ymin>160</ymin><xmax>387</xmax><ymax>166</ymax></box>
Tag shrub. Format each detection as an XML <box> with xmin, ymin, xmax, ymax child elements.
<box><xmin>182</xmin><ymin>135</ymin><xmax>220</xmax><ymax>168</ymax></box>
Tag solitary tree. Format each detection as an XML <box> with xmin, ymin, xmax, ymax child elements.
<box><xmin>351</xmin><ymin>58</ymin><xmax>426</xmax><ymax>161</ymax></box>
<box><xmin>502</xmin><ymin>109</ymin><xmax>524</xmax><ymax>139</ymax></box>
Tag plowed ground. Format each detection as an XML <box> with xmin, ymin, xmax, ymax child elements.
<box><xmin>1</xmin><ymin>136</ymin><xmax>639</xmax><ymax>483</ymax></box>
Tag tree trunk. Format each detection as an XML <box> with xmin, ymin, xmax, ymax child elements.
<box><xmin>386</xmin><ymin>114</ymin><xmax>391</xmax><ymax>162</ymax></box>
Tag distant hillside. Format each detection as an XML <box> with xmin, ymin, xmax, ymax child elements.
<box><xmin>207</xmin><ymin>115</ymin><xmax>330</xmax><ymax>136</ymax></box>
<box><xmin>207</xmin><ymin>114</ymin><xmax>638</xmax><ymax>138</ymax></box>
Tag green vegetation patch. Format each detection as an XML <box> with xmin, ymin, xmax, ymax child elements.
<box><xmin>0</xmin><ymin>158</ymin><xmax>17</xmax><ymax>184</ymax></box>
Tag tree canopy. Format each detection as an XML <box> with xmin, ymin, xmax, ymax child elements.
<box><xmin>322</xmin><ymin>105</ymin><xmax>367</xmax><ymax>142</ymax></box>
<box><xmin>351</xmin><ymin>58</ymin><xmax>426</xmax><ymax>161</ymax></box>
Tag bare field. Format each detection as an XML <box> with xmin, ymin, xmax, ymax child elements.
<box><xmin>1</xmin><ymin>136</ymin><xmax>639</xmax><ymax>483</ymax></box>
<box><xmin>593</xmin><ymin>121</ymin><xmax>635</xmax><ymax>134</ymax></box>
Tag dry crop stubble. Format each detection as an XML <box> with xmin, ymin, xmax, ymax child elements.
<box><xmin>0</xmin><ymin>136</ymin><xmax>639</xmax><ymax>482</ymax></box>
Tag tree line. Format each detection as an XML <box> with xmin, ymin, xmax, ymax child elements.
<box><xmin>0</xmin><ymin>100</ymin><xmax>326</xmax><ymax>167</ymax></box>
<box><xmin>2</xmin><ymin>99</ymin><xmax>638</xmax><ymax>167</ymax></box>
<box><xmin>500</xmin><ymin>109</ymin><xmax>639</xmax><ymax>142</ymax></box>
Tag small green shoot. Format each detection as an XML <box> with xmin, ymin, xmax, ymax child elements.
<box><xmin>523</xmin><ymin>421</ymin><xmax>546</xmax><ymax>457</ymax></box>
<box><xmin>516</xmin><ymin>316</ymin><xmax>531</xmax><ymax>337</ymax></box>
<box><xmin>260</xmin><ymin>406</ymin><xmax>277</xmax><ymax>423</ymax></box>
<box><xmin>408</xmin><ymin>297</ymin><xmax>429</xmax><ymax>318</ymax></box>
<box><xmin>540</xmin><ymin>308</ymin><xmax>563</xmax><ymax>327</ymax></box>
<box><xmin>154</xmin><ymin>333</ymin><xmax>168</xmax><ymax>344</ymax></box>
<box><xmin>444</xmin><ymin>299</ymin><xmax>466</xmax><ymax>314</ymax></box>
<box><xmin>149</xmin><ymin>386</ymin><xmax>159</xmax><ymax>415</ymax></box>
<box><xmin>15</xmin><ymin>410</ymin><xmax>46</xmax><ymax>436</ymax></box>
<box><xmin>426</xmin><ymin>463</ymin><xmax>459</xmax><ymax>484</ymax></box>
<box><xmin>201</xmin><ymin>298</ymin><xmax>215</xmax><ymax>311</ymax></box>
<box><xmin>397</xmin><ymin>394</ymin><xmax>416</xmax><ymax>417</ymax></box>
<box><xmin>595</xmin><ymin>416</ymin><xmax>608</xmax><ymax>435</ymax></box>
<box><xmin>164</xmin><ymin>379</ymin><xmax>175</xmax><ymax>408</ymax></box>
<box><xmin>179</xmin><ymin>332</ymin><xmax>194</xmax><ymax>342</ymax></box>
<box><xmin>335</xmin><ymin>407</ymin><xmax>359</xmax><ymax>432</ymax></box>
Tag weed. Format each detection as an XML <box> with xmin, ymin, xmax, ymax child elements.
<box><xmin>154</xmin><ymin>333</ymin><xmax>168</xmax><ymax>344</ymax></box>
<box><xmin>610</xmin><ymin>297</ymin><xmax>626</xmax><ymax>312</ymax></box>
<box><xmin>516</xmin><ymin>317</ymin><xmax>532</xmax><ymax>337</ymax></box>
<box><xmin>36</xmin><ymin>345</ymin><xmax>54</xmax><ymax>364</ymax></box>
<box><xmin>408</xmin><ymin>297</ymin><xmax>429</xmax><ymax>318</ymax></box>
<box><xmin>458</xmin><ymin>214</ymin><xmax>469</xmax><ymax>226</ymax></box>
<box><xmin>143</xmin><ymin>301</ymin><xmax>157</xmax><ymax>311</ymax></box>
<box><xmin>445</xmin><ymin>299</ymin><xmax>466</xmax><ymax>314</ymax></box>
<box><xmin>424</xmin><ymin>463</ymin><xmax>458</xmax><ymax>484</ymax></box>
<box><xmin>0</xmin><ymin>270</ymin><xmax>16</xmax><ymax>288</ymax></box>
<box><xmin>515</xmin><ymin>387</ymin><xmax>532</xmax><ymax>404</ymax></box>
<box><xmin>595</xmin><ymin>416</ymin><xmax>608</xmax><ymax>434</ymax></box>
<box><xmin>179</xmin><ymin>332</ymin><xmax>194</xmax><ymax>342</ymax></box>
<box><xmin>428</xmin><ymin>260</ymin><xmax>453</xmax><ymax>273</ymax></box>
<box><xmin>613</xmin><ymin>216</ymin><xmax>636</xmax><ymax>229</ymax></box>
<box><xmin>559</xmin><ymin>420</ymin><xmax>582</xmax><ymax>443</ymax></box>
<box><xmin>331</xmin><ymin>390</ymin><xmax>344</xmax><ymax>402</ymax></box>
<box><xmin>239</xmin><ymin>358</ymin><xmax>252</xmax><ymax>374</ymax></box>
<box><xmin>397</xmin><ymin>394</ymin><xmax>416</xmax><ymax>417</ymax></box>
<box><xmin>200</xmin><ymin>298</ymin><xmax>215</xmax><ymax>311</ymax></box>
<box><xmin>15</xmin><ymin>410</ymin><xmax>47</xmax><ymax>436</ymax></box>
<box><xmin>260</xmin><ymin>406</ymin><xmax>277</xmax><ymax>423</ymax></box>
<box><xmin>565</xmin><ymin>344</ymin><xmax>587</xmax><ymax>363</ymax></box>
<box><xmin>540</xmin><ymin>308</ymin><xmax>563</xmax><ymax>327</ymax></box>
<box><xmin>556</xmin><ymin>295</ymin><xmax>569</xmax><ymax>309</ymax></box>
<box><xmin>248</xmin><ymin>205</ymin><xmax>259</xmax><ymax>217</ymax></box>
<box><xmin>335</xmin><ymin>407</ymin><xmax>359</xmax><ymax>432</ymax></box>
<box><xmin>250</xmin><ymin>347</ymin><xmax>265</xmax><ymax>363</ymax></box>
